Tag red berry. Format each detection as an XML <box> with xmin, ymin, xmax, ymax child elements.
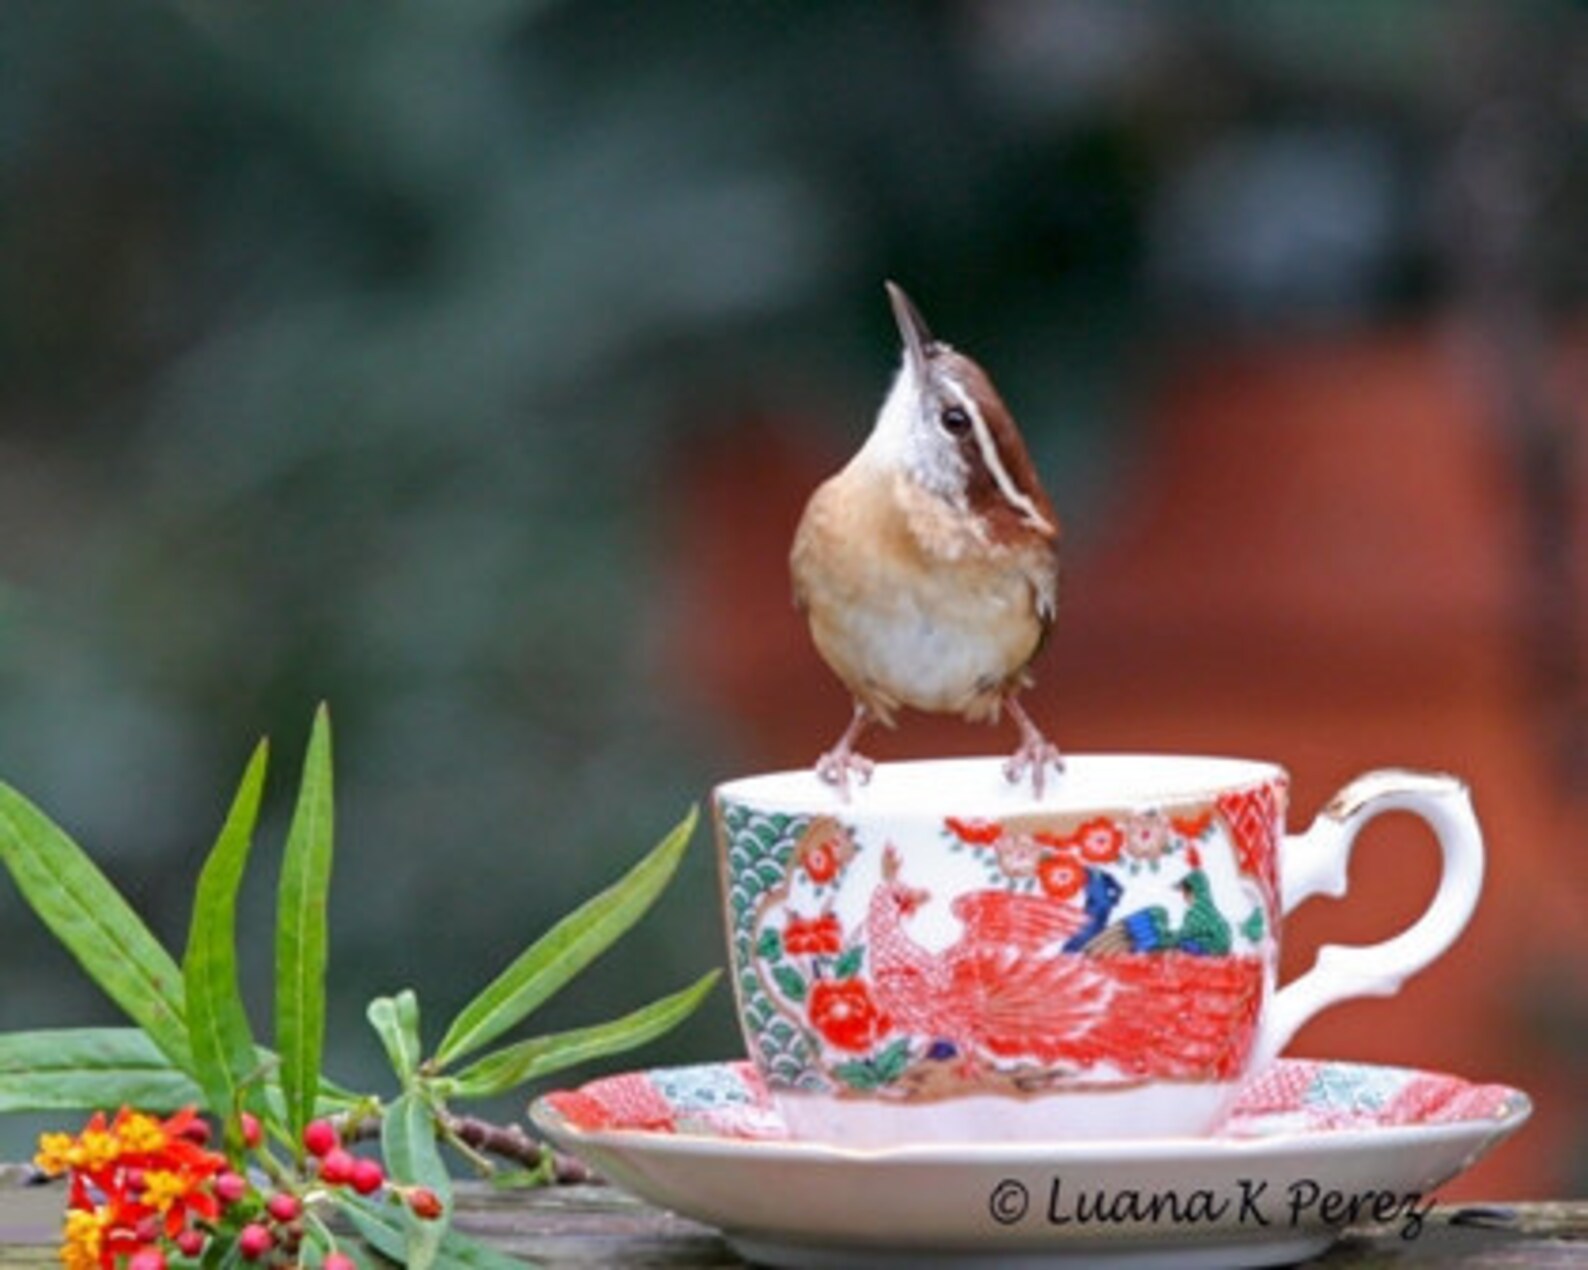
<box><xmin>240</xmin><ymin>1112</ymin><xmax>263</xmax><ymax>1148</ymax></box>
<box><xmin>265</xmin><ymin>1192</ymin><xmax>301</xmax><ymax>1223</ymax></box>
<box><xmin>317</xmin><ymin>1147</ymin><xmax>356</xmax><ymax>1186</ymax></box>
<box><xmin>349</xmin><ymin>1157</ymin><xmax>385</xmax><ymax>1196</ymax></box>
<box><xmin>214</xmin><ymin>1171</ymin><xmax>248</xmax><ymax>1206</ymax></box>
<box><xmin>179</xmin><ymin>1118</ymin><xmax>212</xmax><ymax>1147</ymax></box>
<box><xmin>302</xmin><ymin>1119</ymin><xmax>338</xmax><ymax>1158</ymax></box>
<box><xmin>133</xmin><ymin>1217</ymin><xmax>161</xmax><ymax>1244</ymax></box>
<box><xmin>406</xmin><ymin>1186</ymin><xmax>443</xmax><ymax>1220</ymax></box>
<box><xmin>175</xmin><ymin>1230</ymin><xmax>206</xmax><ymax>1258</ymax></box>
<box><xmin>127</xmin><ymin>1250</ymin><xmax>166</xmax><ymax>1270</ymax></box>
<box><xmin>238</xmin><ymin>1225</ymin><xmax>273</xmax><ymax>1261</ymax></box>
<box><xmin>322</xmin><ymin>1255</ymin><xmax>356</xmax><ymax>1270</ymax></box>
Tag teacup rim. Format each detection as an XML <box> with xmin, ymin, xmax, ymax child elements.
<box><xmin>714</xmin><ymin>753</ymin><xmax>1285</xmax><ymax>815</ymax></box>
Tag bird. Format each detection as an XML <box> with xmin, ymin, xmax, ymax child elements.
<box><xmin>790</xmin><ymin>281</ymin><xmax>1064</xmax><ymax>796</ymax></box>
<box><xmin>859</xmin><ymin>850</ymin><xmax>1260</xmax><ymax>1080</ymax></box>
<box><xmin>864</xmin><ymin>847</ymin><xmax>1111</xmax><ymax>1065</ymax></box>
<box><xmin>1062</xmin><ymin>868</ymin><xmax>1125</xmax><ymax>953</ymax></box>
<box><xmin>1080</xmin><ymin>867</ymin><xmax>1235</xmax><ymax>959</ymax></box>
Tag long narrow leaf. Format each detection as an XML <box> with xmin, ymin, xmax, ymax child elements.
<box><xmin>434</xmin><ymin>806</ymin><xmax>698</xmax><ymax>1068</ymax></box>
<box><xmin>274</xmin><ymin>705</ymin><xmax>334</xmax><ymax>1144</ymax></box>
<box><xmin>0</xmin><ymin>786</ymin><xmax>190</xmax><ymax>1070</ymax></box>
<box><xmin>183</xmin><ymin>740</ymin><xmax>268</xmax><ymax>1124</ymax></box>
<box><xmin>450</xmin><ymin>971</ymin><xmax>719</xmax><ymax>1099</ymax></box>
<box><xmin>382</xmin><ymin>1091</ymin><xmax>453</xmax><ymax>1270</ymax></box>
<box><xmin>0</xmin><ymin>1028</ymin><xmax>202</xmax><ymax>1113</ymax></box>
<box><xmin>338</xmin><ymin>1196</ymin><xmax>528</xmax><ymax>1270</ymax></box>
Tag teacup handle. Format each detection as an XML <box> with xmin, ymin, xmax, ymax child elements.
<box><xmin>1261</xmin><ymin>769</ymin><xmax>1484</xmax><ymax>1066</ymax></box>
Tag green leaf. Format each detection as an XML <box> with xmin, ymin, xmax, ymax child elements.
<box><xmin>833</xmin><ymin>945</ymin><xmax>864</xmax><ymax>980</ymax></box>
<box><xmin>381</xmin><ymin>1091</ymin><xmax>453</xmax><ymax>1270</ymax></box>
<box><xmin>755</xmin><ymin>928</ymin><xmax>782</xmax><ymax>961</ymax></box>
<box><xmin>0</xmin><ymin>785</ymin><xmax>190</xmax><ymax>1070</ymax></box>
<box><xmin>433</xmin><ymin>806</ymin><xmax>697</xmax><ymax>1069</ymax></box>
<box><xmin>0</xmin><ymin>1028</ymin><xmax>203</xmax><ymax>1113</ymax></box>
<box><xmin>338</xmin><ymin>1196</ymin><xmax>528</xmax><ymax>1270</ymax></box>
<box><xmin>831</xmin><ymin>1060</ymin><xmax>880</xmax><ymax>1092</ymax></box>
<box><xmin>449</xmin><ymin>970</ymin><xmax>719</xmax><ymax>1099</ymax></box>
<box><xmin>183</xmin><ymin>740</ymin><xmax>268</xmax><ymax>1126</ymax></box>
<box><xmin>368</xmin><ymin>990</ymin><xmax>422</xmax><ymax>1088</ymax></box>
<box><xmin>275</xmin><ymin>704</ymin><xmax>335</xmax><ymax>1145</ymax></box>
<box><xmin>874</xmin><ymin>1037</ymin><xmax>911</xmax><ymax>1082</ymax></box>
<box><xmin>771</xmin><ymin>964</ymin><xmax>806</xmax><ymax>1003</ymax></box>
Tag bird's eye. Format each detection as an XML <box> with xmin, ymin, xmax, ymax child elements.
<box><xmin>939</xmin><ymin>405</ymin><xmax>972</xmax><ymax>435</ymax></box>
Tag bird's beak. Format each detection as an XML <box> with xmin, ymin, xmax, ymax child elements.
<box><xmin>885</xmin><ymin>280</ymin><xmax>935</xmax><ymax>381</ymax></box>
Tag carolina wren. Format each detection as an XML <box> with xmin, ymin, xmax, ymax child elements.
<box><xmin>791</xmin><ymin>282</ymin><xmax>1064</xmax><ymax>796</ymax></box>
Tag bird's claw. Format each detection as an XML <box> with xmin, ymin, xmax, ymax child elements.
<box><xmin>815</xmin><ymin>747</ymin><xmax>875</xmax><ymax>801</ymax></box>
<box><xmin>1004</xmin><ymin>740</ymin><xmax>1065</xmax><ymax>798</ymax></box>
<box><xmin>1003</xmin><ymin>697</ymin><xmax>1065</xmax><ymax>798</ymax></box>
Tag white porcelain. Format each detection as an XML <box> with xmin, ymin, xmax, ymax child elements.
<box><xmin>713</xmin><ymin>756</ymin><xmax>1485</xmax><ymax>1144</ymax></box>
<box><xmin>530</xmin><ymin>1059</ymin><xmax>1530</xmax><ymax>1269</ymax></box>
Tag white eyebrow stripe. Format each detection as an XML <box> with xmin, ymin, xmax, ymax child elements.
<box><xmin>944</xmin><ymin>378</ymin><xmax>1055</xmax><ymax>535</ymax></box>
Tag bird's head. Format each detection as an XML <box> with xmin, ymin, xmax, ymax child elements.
<box><xmin>879</xmin><ymin>844</ymin><xmax>931</xmax><ymax>918</ymax></box>
<box><xmin>860</xmin><ymin>281</ymin><xmax>1057</xmax><ymax>543</ymax></box>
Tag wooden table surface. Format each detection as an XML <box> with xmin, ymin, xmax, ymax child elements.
<box><xmin>0</xmin><ymin>1178</ymin><xmax>1581</xmax><ymax>1267</ymax></box>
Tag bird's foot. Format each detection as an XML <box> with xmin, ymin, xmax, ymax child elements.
<box><xmin>1003</xmin><ymin>698</ymin><xmax>1065</xmax><ymax>798</ymax></box>
<box><xmin>815</xmin><ymin>745</ymin><xmax>875</xmax><ymax>801</ymax></box>
<box><xmin>814</xmin><ymin>703</ymin><xmax>875</xmax><ymax>801</ymax></box>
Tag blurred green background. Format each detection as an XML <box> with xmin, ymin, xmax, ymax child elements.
<box><xmin>1</xmin><ymin>1</ymin><xmax>1583</xmax><ymax>1193</ymax></box>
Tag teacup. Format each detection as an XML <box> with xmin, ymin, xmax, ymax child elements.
<box><xmin>713</xmin><ymin>755</ymin><xmax>1483</xmax><ymax>1145</ymax></box>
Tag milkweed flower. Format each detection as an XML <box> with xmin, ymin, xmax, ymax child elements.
<box><xmin>35</xmin><ymin>1107</ymin><xmax>230</xmax><ymax>1270</ymax></box>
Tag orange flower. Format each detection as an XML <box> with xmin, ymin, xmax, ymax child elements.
<box><xmin>802</xmin><ymin>838</ymin><xmax>841</xmax><ymax>884</ymax></box>
<box><xmin>1037</xmin><ymin>852</ymin><xmax>1086</xmax><ymax>901</ymax></box>
<box><xmin>1074</xmin><ymin>818</ymin><xmax>1125</xmax><ymax>864</ymax></box>
<box><xmin>945</xmin><ymin>816</ymin><xmax>1002</xmax><ymax>846</ymax></box>
<box><xmin>1171</xmin><ymin>810</ymin><xmax>1214</xmax><ymax>839</ymax></box>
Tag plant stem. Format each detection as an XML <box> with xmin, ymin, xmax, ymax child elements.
<box><xmin>338</xmin><ymin>1107</ymin><xmax>595</xmax><ymax>1182</ymax></box>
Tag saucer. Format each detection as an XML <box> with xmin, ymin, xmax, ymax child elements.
<box><xmin>528</xmin><ymin>1059</ymin><xmax>1529</xmax><ymax>1269</ymax></box>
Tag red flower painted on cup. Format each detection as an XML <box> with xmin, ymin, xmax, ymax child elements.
<box><xmin>1171</xmin><ymin>810</ymin><xmax>1214</xmax><ymax>840</ymax></box>
<box><xmin>802</xmin><ymin>839</ymin><xmax>841</xmax><ymax>884</ymax></box>
<box><xmin>1037</xmin><ymin>851</ymin><xmax>1086</xmax><ymax>901</ymax></box>
<box><xmin>945</xmin><ymin>816</ymin><xmax>1003</xmax><ymax>846</ymax></box>
<box><xmin>809</xmin><ymin>979</ymin><xmax>891</xmax><ymax>1052</ymax></box>
<box><xmin>785</xmin><ymin>913</ymin><xmax>843</xmax><ymax>956</ymax></box>
<box><xmin>1073</xmin><ymin>818</ymin><xmax>1125</xmax><ymax>864</ymax></box>
<box><xmin>794</xmin><ymin>818</ymin><xmax>856</xmax><ymax>885</ymax></box>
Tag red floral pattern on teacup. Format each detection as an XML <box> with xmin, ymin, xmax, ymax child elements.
<box><xmin>722</xmin><ymin>778</ymin><xmax>1289</xmax><ymax>1103</ymax></box>
<box><xmin>809</xmin><ymin>980</ymin><xmax>891</xmax><ymax>1053</ymax></box>
<box><xmin>784</xmin><ymin>913</ymin><xmax>843</xmax><ymax>956</ymax></box>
